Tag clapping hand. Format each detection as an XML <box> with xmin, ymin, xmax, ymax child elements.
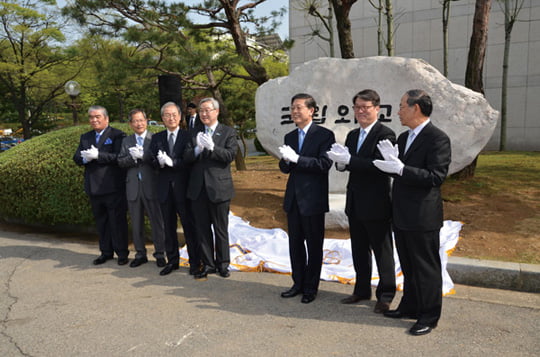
<box><xmin>326</xmin><ymin>143</ymin><xmax>351</xmax><ymax>165</ymax></box>
<box><xmin>278</xmin><ymin>145</ymin><xmax>299</xmax><ymax>163</ymax></box>
<box><xmin>199</xmin><ymin>132</ymin><xmax>215</xmax><ymax>151</ymax></box>
<box><xmin>196</xmin><ymin>132</ymin><xmax>205</xmax><ymax>151</ymax></box>
<box><xmin>377</xmin><ymin>139</ymin><xmax>399</xmax><ymax>161</ymax></box>
<box><xmin>81</xmin><ymin>145</ymin><xmax>99</xmax><ymax>162</ymax></box>
<box><xmin>157</xmin><ymin>150</ymin><xmax>173</xmax><ymax>168</ymax></box>
<box><xmin>129</xmin><ymin>145</ymin><xmax>144</xmax><ymax>161</ymax></box>
<box><xmin>373</xmin><ymin>155</ymin><xmax>404</xmax><ymax>175</ymax></box>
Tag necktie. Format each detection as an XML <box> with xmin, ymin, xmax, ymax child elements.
<box><xmin>136</xmin><ymin>136</ymin><xmax>144</xmax><ymax>180</ymax></box>
<box><xmin>190</xmin><ymin>116</ymin><xmax>196</xmax><ymax>128</ymax></box>
<box><xmin>298</xmin><ymin>129</ymin><xmax>305</xmax><ymax>151</ymax></box>
<box><xmin>168</xmin><ymin>133</ymin><xmax>175</xmax><ymax>153</ymax></box>
<box><xmin>356</xmin><ymin>129</ymin><xmax>366</xmax><ymax>153</ymax></box>
<box><xmin>405</xmin><ymin>131</ymin><xmax>416</xmax><ymax>153</ymax></box>
<box><xmin>206</xmin><ymin>127</ymin><xmax>213</xmax><ymax>135</ymax></box>
<box><xmin>95</xmin><ymin>132</ymin><xmax>101</xmax><ymax>144</ymax></box>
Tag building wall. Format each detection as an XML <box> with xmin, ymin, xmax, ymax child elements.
<box><xmin>289</xmin><ymin>0</ymin><xmax>540</xmax><ymax>150</ymax></box>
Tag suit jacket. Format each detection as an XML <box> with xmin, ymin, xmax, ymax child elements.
<box><xmin>392</xmin><ymin>122</ymin><xmax>451</xmax><ymax>231</ymax></box>
<box><xmin>279</xmin><ymin>123</ymin><xmax>335</xmax><ymax>216</ymax></box>
<box><xmin>187</xmin><ymin>114</ymin><xmax>204</xmax><ymax>133</ymax></box>
<box><xmin>149</xmin><ymin>129</ymin><xmax>191</xmax><ymax>204</ymax></box>
<box><xmin>184</xmin><ymin>123</ymin><xmax>238</xmax><ymax>203</ymax></box>
<box><xmin>73</xmin><ymin>126</ymin><xmax>126</xmax><ymax>196</ymax></box>
<box><xmin>343</xmin><ymin>122</ymin><xmax>396</xmax><ymax>220</ymax></box>
<box><xmin>117</xmin><ymin>132</ymin><xmax>159</xmax><ymax>201</ymax></box>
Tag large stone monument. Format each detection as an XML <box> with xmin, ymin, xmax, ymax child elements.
<box><xmin>255</xmin><ymin>57</ymin><xmax>499</xmax><ymax>228</ymax></box>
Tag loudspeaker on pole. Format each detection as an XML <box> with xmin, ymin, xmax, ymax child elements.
<box><xmin>158</xmin><ymin>75</ymin><xmax>182</xmax><ymax>109</ymax></box>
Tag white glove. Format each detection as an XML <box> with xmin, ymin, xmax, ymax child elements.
<box><xmin>330</xmin><ymin>143</ymin><xmax>349</xmax><ymax>154</ymax></box>
<box><xmin>200</xmin><ymin>132</ymin><xmax>215</xmax><ymax>151</ymax></box>
<box><xmin>196</xmin><ymin>132</ymin><xmax>205</xmax><ymax>151</ymax></box>
<box><xmin>158</xmin><ymin>150</ymin><xmax>173</xmax><ymax>167</ymax></box>
<box><xmin>377</xmin><ymin>139</ymin><xmax>399</xmax><ymax>161</ymax></box>
<box><xmin>279</xmin><ymin>145</ymin><xmax>299</xmax><ymax>163</ymax></box>
<box><xmin>326</xmin><ymin>144</ymin><xmax>351</xmax><ymax>164</ymax></box>
<box><xmin>157</xmin><ymin>150</ymin><xmax>173</xmax><ymax>167</ymax></box>
<box><xmin>373</xmin><ymin>155</ymin><xmax>404</xmax><ymax>175</ymax></box>
<box><xmin>81</xmin><ymin>145</ymin><xmax>99</xmax><ymax>162</ymax></box>
<box><xmin>129</xmin><ymin>145</ymin><xmax>144</xmax><ymax>160</ymax></box>
<box><xmin>336</xmin><ymin>163</ymin><xmax>347</xmax><ymax>171</ymax></box>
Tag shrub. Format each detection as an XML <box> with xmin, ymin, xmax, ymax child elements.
<box><xmin>0</xmin><ymin>123</ymin><xmax>161</xmax><ymax>231</ymax></box>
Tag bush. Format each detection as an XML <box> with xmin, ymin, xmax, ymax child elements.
<box><xmin>0</xmin><ymin>123</ymin><xmax>161</xmax><ymax>231</ymax></box>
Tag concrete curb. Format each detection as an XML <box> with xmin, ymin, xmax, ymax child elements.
<box><xmin>448</xmin><ymin>256</ymin><xmax>540</xmax><ymax>293</ymax></box>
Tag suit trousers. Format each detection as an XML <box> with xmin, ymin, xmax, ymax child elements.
<box><xmin>191</xmin><ymin>186</ymin><xmax>231</xmax><ymax>272</ymax></box>
<box><xmin>348</xmin><ymin>216</ymin><xmax>396</xmax><ymax>302</ymax></box>
<box><xmin>393</xmin><ymin>227</ymin><xmax>442</xmax><ymax>326</ymax></box>
<box><xmin>160</xmin><ymin>183</ymin><xmax>199</xmax><ymax>267</ymax></box>
<box><xmin>89</xmin><ymin>191</ymin><xmax>129</xmax><ymax>259</ymax></box>
<box><xmin>287</xmin><ymin>202</ymin><xmax>325</xmax><ymax>295</ymax></box>
<box><xmin>127</xmin><ymin>182</ymin><xmax>166</xmax><ymax>259</ymax></box>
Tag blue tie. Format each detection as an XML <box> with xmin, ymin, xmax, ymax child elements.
<box><xmin>137</xmin><ymin>136</ymin><xmax>143</xmax><ymax>146</ymax></box>
<box><xmin>405</xmin><ymin>131</ymin><xmax>416</xmax><ymax>153</ymax></box>
<box><xmin>298</xmin><ymin>130</ymin><xmax>305</xmax><ymax>151</ymax></box>
<box><xmin>356</xmin><ymin>129</ymin><xmax>366</xmax><ymax>153</ymax></box>
<box><xmin>95</xmin><ymin>132</ymin><xmax>101</xmax><ymax>144</ymax></box>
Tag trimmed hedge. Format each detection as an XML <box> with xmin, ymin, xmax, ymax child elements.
<box><xmin>0</xmin><ymin>123</ymin><xmax>161</xmax><ymax>231</ymax></box>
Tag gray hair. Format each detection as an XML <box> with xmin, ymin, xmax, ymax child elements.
<box><xmin>160</xmin><ymin>102</ymin><xmax>181</xmax><ymax>116</ymax></box>
<box><xmin>199</xmin><ymin>97</ymin><xmax>219</xmax><ymax>110</ymax></box>
<box><xmin>88</xmin><ymin>105</ymin><xmax>108</xmax><ymax>117</ymax></box>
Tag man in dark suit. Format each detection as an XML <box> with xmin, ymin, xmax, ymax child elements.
<box><xmin>374</xmin><ymin>89</ymin><xmax>451</xmax><ymax>336</ymax></box>
<box><xmin>73</xmin><ymin>105</ymin><xmax>129</xmax><ymax>265</ymax></box>
<box><xmin>184</xmin><ymin>98</ymin><xmax>238</xmax><ymax>280</ymax></box>
<box><xmin>278</xmin><ymin>93</ymin><xmax>335</xmax><ymax>304</ymax></box>
<box><xmin>327</xmin><ymin>89</ymin><xmax>396</xmax><ymax>313</ymax></box>
<box><xmin>149</xmin><ymin>102</ymin><xmax>199</xmax><ymax>276</ymax></box>
<box><xmin>186</xmin><ymin>102</ymin><xmax>203</xmax><ymax>132</ymax></box>
<box><xmin>118</xmin><ymin>109</ymin><xmax>166</xmax><ymax>268</ymax></box>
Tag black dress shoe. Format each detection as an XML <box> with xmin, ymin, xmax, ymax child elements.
<box><xmin>374</xmin><ymin>301</ymin><xmax>391</xmax><ymax>313</ymax></box>
<box><xmin>218</xmin><ymin>269</ymin><xmax>230</xmax><ymax>278</ymax></box>
<box><xmin>159</xmin><ymin>263</ymin><xmax>179</xmax><ymax>276</ymax></box>
<box><xmin>194</xmin><ymin>269</ymin><xmax>208</xmax><ymax>281</ymax></box>
<box><xmin>301</xmin><ymin>294</ymin><xmax>316</xmax><ymax>304</ymax></box>
<box><xmin>409</xmin><ymin>323</ymin><xmax>435</xmax><ymax>336</ymax></box>
<box><xmin>117</xmin><ymin>257</ymin><xmax>129</xmax><ymax>265</ymax></box>
<box><xmin>93</xmin><ymin>255</ymin><xmax>112</xmax><ymax>265</ymax></box>
<box><xmin>281</xmin><ymin>287</ymin><xmax>301</xmax><ymax>298</ymax></box>
<box><xmin>156</xmin><ymin>257</ymin><xmax>166</xmax><ymax>268</ymax></box>
<box><xmin>383</xmin><ymin>309</ymin><xmax>417</xmax><ymax>319</ymax></box>
<box><xmin>130</xmin><ymin>257</ymin><xmax>148</xmax><ymax>268</ymax></box>
<box><xmin>340</xmin><ymin>294</ymin><xmax>370</xmax><ymax>304</ymax></box>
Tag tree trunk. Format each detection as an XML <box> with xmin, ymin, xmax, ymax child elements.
<box><xmin>220</xmin><ymin>0</ymin><xmax>269</xmax><ymax>85</ymax></box>
<box><xmin>499</xmin><ymin>0</ymin><xmax>523</xmax><ymax>151</ymax></box>
<box><xmin>465</xmin><ymin>0</ymin><xmax>491</xmax><ymax>94</ymax></box>
<box><xmin>442</xmin><ymin>1</ymin><xmax>451</xmax><ymax>77</ymax></box>
<box><xmin>331</xmin><ymin>0</ymin><xmax>357</xmax><ymax>58</ymax></box>
<box><xmin>385</xmin><ymin>0</ymin><xmax>394</xmax><ymax>56</ymax></box>
<box><xmin>454</xmin><ymin>0</ymin><xmax>492</xmax><ymax>179</ymax></box>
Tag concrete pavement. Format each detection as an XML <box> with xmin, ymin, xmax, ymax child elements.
<box><xmin>1</xmin><ymin>229</ymin><xmax>539</xmax><ymax>356</ymax></box>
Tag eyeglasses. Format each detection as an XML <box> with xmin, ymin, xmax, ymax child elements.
<box><xmin>290</xmin><ymin>105</ymin><xmax>308</xmax><ymax>111</ymax></box>
<box><xmin>199</xmin><ymin>108</ymin><xmax>215</xmax><ymax>114</ymax></box>
<box><xmin>162</xmin><ymin>113</ymin><xmax>178</xmax><ymax>119</ymax></box>
<box><xmin>352</xmin><ymin>105</ymin><xmax>374</xmax><ymax>112</ymax></box>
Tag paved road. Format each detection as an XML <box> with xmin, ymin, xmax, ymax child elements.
<box><xmin>1</xmin><ymin>230</ymin><xmax>538</xmax><ymax>356</ymax></box>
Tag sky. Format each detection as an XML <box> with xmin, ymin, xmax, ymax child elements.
<box><xmin>250</xmin><ymin>0</ymin><xmax>289</xmax><ymax>39</ymax></box>
<box><xmin>57</xmin><ymin>0</ymin><xmax>290</xmax><ymax>40</ymax></box>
